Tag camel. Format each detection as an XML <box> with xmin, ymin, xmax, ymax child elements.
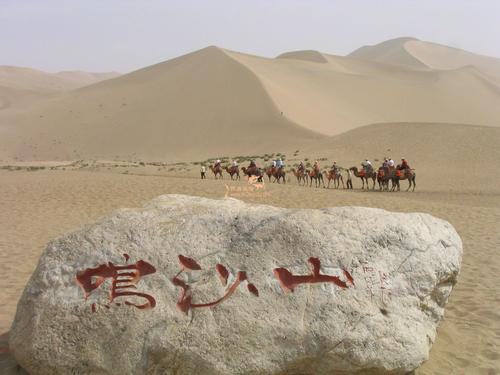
<box><xmin>264</xmin><ymin>166</ymin><xmax>274</xmax><ymax>182</ymax></box>
<box><xmin>291</xmin><ymin>168</ymin><xmax>308</xmax><ymax>185</ymax></box>
<box><xmin>392</xmin><ymin>168</ymin><xmax>416</xmax><ymax>192</ymax></box>
<box><xmin>209</xmin><ymin>164</ymin><xmax>223</xmax><ymax>179</ymax></box>
<box><xmin>376</xmin><ymin>167</ymin><xmax>397</xmax><ymax>191</ymax></box>
<box><xmin>323</xmin><ymin>168</ymin><xmax>344</xmax><ymax>189</ymax></box>
<box><xmin>265</xmin><ymin>166</ymin><xmax>286</xmax><ymax>184</ymax></box>
<box><xmin>349</xmin><ymin>167</ymin><xmax>376</xmax><ymax>190</ymax></box>
<box><xmin>224</xmin><ymin>166</ymin><xmax>240</xmax><ymax>180</ymax></box>
<box><xmin>241</xmin><ymin>166</ymin><xmax>263</xmax><ymax>182</ymax></box>
<box><xmin>307</xmin><ymin>168</ymin><xmax>324</xmax><ymax>188</ymax></box>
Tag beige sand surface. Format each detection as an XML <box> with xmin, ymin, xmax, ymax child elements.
<box><xmin>0</xmin><ymin>66</ymin><xmax>119</xmax><ymax>95</ymax></box>
<box><xmin>1</xmin><ymin>38</ymin><xmax>499</xmax><ymax>162</ymax></box>
<box><xmin>0</xmin><ymin>166</ymin><xmax>498</xmax><ymax>374</ymax></box>
<box><xmin>0</xmin><ymin>66</ymin><xmax>120</xmax><ymax>111</ymax></box>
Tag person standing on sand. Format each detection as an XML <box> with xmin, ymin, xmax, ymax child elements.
<box><xmin>200</xmin><ymin>165</ymin><xmax>206</xmax><ymax>179</ymax></box>
<box><xmin>346</xmin><ymin>168</ymin><xmax>353</xmax><ymax>189</ymax></box>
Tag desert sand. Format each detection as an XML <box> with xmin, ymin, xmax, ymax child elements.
<box><xmin>1</xmin><ymin>38</ymin><xmax>499</xmax><ymax>162</ymax></box>
<box><xmin>0</xmin><ymin>162</ymin><xmax>499</xmax><ymax>374</ymax></box>
<box><xmin>0</xmin><ymin>37</ymin><xmax>499</xmax><ymax>373</ymax></box>
<box><xmin>0</xmin><ymin>66</ymin><xmax>120</xmax><ymax>111</ymax></box>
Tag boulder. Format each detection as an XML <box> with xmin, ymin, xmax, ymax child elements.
<box><xmin>10</xmin><ymin>195</ymin><xmax>462</xmax><ymax>375</ymax></box>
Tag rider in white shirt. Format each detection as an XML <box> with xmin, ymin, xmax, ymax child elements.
<box><xmin>361</xmin><ymin>159</ymin><xmax>372</xmax><ymax>172</ymax></box>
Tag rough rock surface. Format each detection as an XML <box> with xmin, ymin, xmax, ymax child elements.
<box><xmin>10</xmin><ymin>195</ymin><xmax>462</xmax><ymax>375</ymax></box>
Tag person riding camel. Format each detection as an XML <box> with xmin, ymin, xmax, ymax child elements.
<box><xmin>248</xmin><ymin>159</ymin><xmax>256</xmax><ymax>168</ymax></box>
<box><xmin>330</xmin><ymin>161</ymin><xmax>338</xmax><ymax>173</ymax></box>
<box><xmin>361</xmin><ymin>159</ymin><xmax>372</xmax><ymax>173</ymax></box>
<box><xmin>276</xmin><ymin>158</ymin><xmax>284</xmax><ymax>170</ymax></box>
<box><xmin>298</xmin><ymin>161</ymin><xmax>305</xmax><ymax>172</ymax></box>
<box><xmin>272</xmin><ymin>159</ymin><xmax>277</xmax><ymax>168</ymax></box>
<box><xmin>388</xmin><ymin>157</ymin><xmax>395</xmax><ymax>168</ymax></box>
<box><xmin>313</xmin><ymin>160</ymin><xmax>320</xmax><ymax>173</ymax></box>
<box><xmin>232</xmin><ymin>159</ymin><xmax>238</xmax><ymax>167</ymax></box>
<box><xmin>214</xmin><ymin>159</ymin><xmax>221</xmax><ymax>168</ymax></box>
<box><xmin>398</xmin><ymin>158</ymin><xmax>410</xmax><ymax>171</ymax></box>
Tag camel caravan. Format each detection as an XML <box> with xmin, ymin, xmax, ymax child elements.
<box><xmin>203</xmin><ymin>156</ymin><xmax>416</xmax><ymax>192</ymax></box>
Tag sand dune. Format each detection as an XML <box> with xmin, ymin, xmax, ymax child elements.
<box><xmin>277</xmin><ymin>50</ymin><xmax>329</xmax><ymax>63</ymax></box>
<box><xmin>406</xmin><ymin>40</ymin><xmax>500</xmax><ymax>81</ymax></box>
<box><xmin>0</xmin><ymin>66</ymin><xmax>120</xmax><ymax>94</ymax></box>
<box><xmin>0</xmin><ymin>66</ymin><xmax>120</xmax><ymax>111</ymax></box>
<box><xmin>0</xmin><ymin>47</ymin><xmax>320</xmax><ymax>162</ymax></box>
<box><xmin>1</xmin><ymin>38</ymin><xmax>499</xmax><ymax>162</ymax></box>
<box><xmin>350</xmin><ymin>37</ymin><xmax>500</xmax><ymax>81</ymax></box>
<box><xmin>228</xmin><ymin>49</ymin><xmax>500</xmax><ymax>135</ymax></box>
<box><xmin>349</xmin><ymin>37</ymin><xmax>428</xmax><ymax>68</ymax></box>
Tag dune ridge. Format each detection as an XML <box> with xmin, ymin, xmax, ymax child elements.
<box><xmin>1</xmin><ymin>37</ymin><xmax>499</xmax><ymax>162</ymax></box>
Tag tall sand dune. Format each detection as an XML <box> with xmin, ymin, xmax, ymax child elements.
<box><xmin>348</xmin><ymin>37</ymin><xmax>427</xmax><ymax>68</ymax></box>
<box><xmin>350</xmin><ymin>37</ymin><xmax>500</xmax><ymax>82</ymax></box>
<box><xmin>1</xmin><ymin>38</ymin><xmax>499</xmax><ymax>162</ymax></box>
<box><xmin>0</xmin><ymin>47</ymin><xmax>319</xmax><ymax>161</ymax></box>
<box><xmin>227</xmin><ymin>49</ymin><xmax>500</xmax><ymax>135</ymax></box>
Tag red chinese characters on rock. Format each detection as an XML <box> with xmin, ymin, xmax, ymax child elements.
<box><xmin>172</xmin><ymin>254</ymin><xmax>259</xmax><ymax>314</ymax></box>
<box><xmin>75</xmin><ymin>253</ymin><xmax>157</xmax><ymax>312</ymax></box>
<box><xmin>273</xmin><ymin>257</ymin><xmax>354</xmax><ymax>293</ymax></box>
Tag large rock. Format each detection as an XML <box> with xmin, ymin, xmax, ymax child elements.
<box><xmin>10</xmin><ymin>195</ymin><xmax>462</xmax><ymax>375</ymax></box>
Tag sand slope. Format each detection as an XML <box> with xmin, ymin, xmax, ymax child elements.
<box><xmin>0</xmin><ymin>66</ymin><xmax>120</xmax><ymax>110</ymax></box>
<box><xmin>1</xmin><ymin>38</ymin><xmax>499</xmax><ymax>162</ymax></box>
<box><xmin>228</xmin><ymin>49</ymin><xmax>500</xmax><ymax>135</ymax></box>
<box><xmin>0</xmin><ymin>47</ymin><xmax>320</xmax><ymax>161</ymax></box>
<box><xmin>349</xmin><ymin>37</ymin><xmax>428</xmax><ymax>68</ymax></box>
<box><xmin>0</xmin><ymin>66</ymin><xmax>119</xmax><ymax>93</ymax></box>
<box><xmin>350</xmin><ymin>37</ymin><xmax>500</xmax><ymax>81</ymax></box>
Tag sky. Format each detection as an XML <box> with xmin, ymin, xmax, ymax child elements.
<box><xmin>1</xmin><ymin>0</ymin><xmax>499</xmax><ymax>73</ymax></box>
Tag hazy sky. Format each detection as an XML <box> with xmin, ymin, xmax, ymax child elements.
<box><xmin>1</xmin><ymin>0</ymin><xmax>499</xmax><ymax>73</ymax></box>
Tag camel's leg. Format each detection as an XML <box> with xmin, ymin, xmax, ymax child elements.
<box><xmin>340</xmin><ymin>176</ymin><xmax>344</xmax><ymax>189</ymax></box>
